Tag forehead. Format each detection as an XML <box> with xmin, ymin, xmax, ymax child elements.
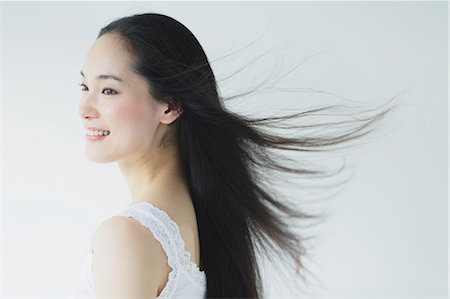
<box><xmin>81</xmin><ymin>34</ymin><xmax>134</xmax><ymax>80</ymax></box>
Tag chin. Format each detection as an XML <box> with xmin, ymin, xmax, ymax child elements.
<box><xmin>85</xmin><ymin>148</ymin><xmax>116</xmax><ymax>163</ymax></box>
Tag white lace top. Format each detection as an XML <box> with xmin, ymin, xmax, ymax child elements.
<box><xmin>70</xmin><ymin>201</ymin><xmax>207</xmax><ymax>298</ymax></box>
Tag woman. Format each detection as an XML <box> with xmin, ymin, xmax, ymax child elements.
<box><xmin>74</xmin><ymin>12</ymin><xmax>399</xmax><ymax>298</ymax></box>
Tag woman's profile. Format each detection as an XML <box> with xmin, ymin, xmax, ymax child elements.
<box><xmin>73</xmin><ymin>12</ymin><xmax>400</xmax><ymax>298</ymax></box>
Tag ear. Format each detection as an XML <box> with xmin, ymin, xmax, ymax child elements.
<box><xmin>160</xmin><ymin>98</ymin><xmax>184</xmax><ymax>125</ymax></box>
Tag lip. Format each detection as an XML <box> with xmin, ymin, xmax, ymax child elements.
<box><xmin>84</xmin><ymin>127</ymin><xmax>110</xmax><ymax>141</ymax></box>
<box><xmin>85</xmin><ymin>134</ymin><xmax>109</xmax><ymax>141</ymax></box>
<box><xmin>85</xmin><ymin>126</ymin><xmax>110</xmax><ymax>131</ymax></box>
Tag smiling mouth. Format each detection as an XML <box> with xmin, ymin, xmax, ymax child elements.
<box><xmin>86</xmin><ymin>129</ymin><xmax>110</xmax><ymax>136</ymax></box>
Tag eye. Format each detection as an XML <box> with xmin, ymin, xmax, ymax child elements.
<box><xmin>78</xmin><ymin>83</ymin><xmax>118</xmax><ymax>95</ymax></box>
<box><xmin>79</xmin><ymin>83</ymin><xmax>87</xmax><ymax>91</ymax></box>
<box><xmin>102</xmin><ymin>88</ymin><xmax>117</xmax><ymax>96</ymax></box>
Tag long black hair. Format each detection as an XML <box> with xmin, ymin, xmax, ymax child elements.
<box><xmin>97</xmin><ymin>12</ymin><xmax>402</xmax><ymax>298</ymax></box>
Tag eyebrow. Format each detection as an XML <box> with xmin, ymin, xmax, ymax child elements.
<box><xmin>80</xmin><ymin>70</ymin><xmax>125</xmax><ymax>83</ymax></box>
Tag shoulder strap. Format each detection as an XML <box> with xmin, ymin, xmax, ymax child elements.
<box><xmin>114</xmin><ymin>201</ymin><xmax>207</xmax><ymax>289</ymax></box>
<box><xmin>113</xmin><ymin>202</ymin><xmax>181</xmax><ymax>270</ymax></box>
<box><xmin>113</xmin><ymin>202</ymin><xmax>180</xmax><ymax>298</ymax></box>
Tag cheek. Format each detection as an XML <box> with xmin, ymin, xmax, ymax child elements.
<box><xmin>109</xmin><ymin>102</ymin><xmax>156</xmax><ymax>142</ymax></box>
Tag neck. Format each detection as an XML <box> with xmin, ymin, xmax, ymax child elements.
<box><xmin>117</xmin><ymin>143</ymin><xmax>189</xmax><ymax>206</ymax></box>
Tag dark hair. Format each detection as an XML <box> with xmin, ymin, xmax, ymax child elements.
<box><xmin>97</xmin><ymin>12</ymin><xmax>402</xmax><ymax>298</ymax></box>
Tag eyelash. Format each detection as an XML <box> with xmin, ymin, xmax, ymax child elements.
<box><xmin>78</xmin><ymin>83</ymin><xmax>118</xmax><ymax>96</ymax></box>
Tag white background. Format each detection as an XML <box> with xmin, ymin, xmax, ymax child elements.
<box><xmin>2</xmin><ymin>1</ymin><xmax>448</xmax><ymax>297</ymax></box>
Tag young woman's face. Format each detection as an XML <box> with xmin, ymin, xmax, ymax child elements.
<box><xmin>79</xmin><ymin>33</ymin><xmax>164</xmax><ymax>164</ymax></box>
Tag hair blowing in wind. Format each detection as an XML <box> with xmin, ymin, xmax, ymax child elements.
<box><xmin>97</xmin><ymin>12</ymin><xmax>402</xmax><ymax>298</ymax></box>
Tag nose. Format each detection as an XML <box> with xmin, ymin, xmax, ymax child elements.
<box><xmin>79</xmin><ymin>94</ymin><xmax>100</xmax><ymax>120</ymax></box>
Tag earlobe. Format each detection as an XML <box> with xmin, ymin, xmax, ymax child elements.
<box><xmin>161</xmin><ymin>100</ymin><xmax>183</xmax><ymax>124</ymax></box>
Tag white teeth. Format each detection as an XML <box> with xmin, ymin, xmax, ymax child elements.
<box><xmin>86</xmin><ymin>130</ymin><xmax>110</xmax><ymax>136</ymax></box>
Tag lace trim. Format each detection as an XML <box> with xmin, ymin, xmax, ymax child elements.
<box><xmin>116</xmin><ymin>202</ymin><xmax>206</xmax><ymax>294</ymax></box>
<box><xmin>86</xmin><ymin>249</ymin><xmax>94</xmax><ymax>293</ymax></box>
<box><xmin>85</xmin><ymin>201</ymin><xmax>206</xmax><ymax>298</ymax></box>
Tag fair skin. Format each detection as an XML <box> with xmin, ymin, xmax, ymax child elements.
<box><xmin>79</xmin><ymin>33</ymin><xmax>201</xmax><ymax>297</ymax></box>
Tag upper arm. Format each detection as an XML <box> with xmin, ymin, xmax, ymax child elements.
<box><xmin>91</xmin><ymin>216</ymin><xmax>171</xmax><ymax>298</ymax></box>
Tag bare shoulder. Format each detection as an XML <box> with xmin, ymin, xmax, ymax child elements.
<box><xmin>91</xmin><ymin>216</ymin><xmax>171</xmax><ymax>297</ymax></box>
